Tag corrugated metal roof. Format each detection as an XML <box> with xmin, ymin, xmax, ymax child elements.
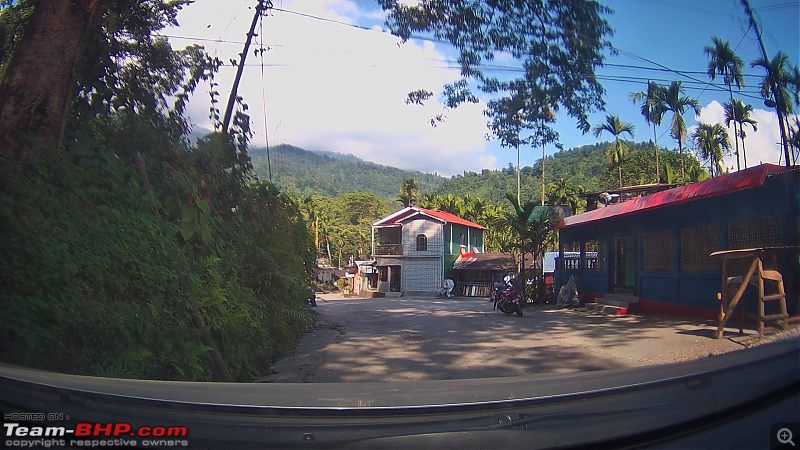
<box><xmin>557</xmin><ymin>164</ymin><xmax>790</xmax><ymax>229</ymax></box>
<box><xmin>373</xmin><ymin>206</ymin><xmax>487</xmax><ymax>230</ymax></box>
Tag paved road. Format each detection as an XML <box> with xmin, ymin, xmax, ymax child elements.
<box><xmin>261</xmin><ymin>294</ymin><xmax>751</xmax><ymax>383</ymax></box>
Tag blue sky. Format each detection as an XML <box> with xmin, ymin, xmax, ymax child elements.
<box><xmin>169</xmin><ymin>0</ymin><xmax>799</xmax><ymax>176</ymax></box>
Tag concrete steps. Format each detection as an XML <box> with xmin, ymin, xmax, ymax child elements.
<box><xmin>584</xmin><ymin>294</ymin><xmax>639</xmax><ymax>316</ymax></box>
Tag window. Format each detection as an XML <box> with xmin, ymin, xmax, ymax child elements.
<box><xmin>562</xmin><ymin>241</ymin><xmax>580</xmax><ymax>270</ymax></box>
<box><xmin>643</xmin><ymin>230</ymin><xmax>675</xmax><ymax>272</ymax></box>
<box><xmin>416</xmin><ymin>234</ymin><xmax>427</xmax><ymax>251</ymax></box>
<box><xmin>459</xmin><ymin>233</ymin><xmax>466</xmax><ymax>246</ymax></box>
<box><xmin>728</xmin><ymin>216</ymin><xmax>782</xmax><ymax>271</ymax></box>
<box><xmin>378</xmin><ymin>267</ymin><xmax>388</xmax><ymax>282</ymax></box>
<box><xmin>584</xmin><ymin>240</ymin><xmax>606</xmax><ymax>270</ymax></box>
<box><xmin>681</xmin><ymin>224</ymin><xmax>721</xmax><ymax>272</ymax></box>
<box><xmin>471</xmin><ymin>234</ymin><xmax>478</xmax><ymax>250</ymax></box>
<box><xmin>728</xmin><ymin>216</ymin><xmax>781</xmax><ymax>249</ymax></box>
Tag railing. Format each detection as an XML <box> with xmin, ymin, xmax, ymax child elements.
<box><xmin>374</xmin><ymin>244</ymin><xmax>401</xmax><ymax>256</ymax></box>
<box><xmin>457</xmin><ymin>282</ymin><xmax>493</xmax><ymax>297</ymax></box>
<box><xmin>556</xmin><ymin>252</ymin><xmax>599</xmax><ymax>270</ymax></box>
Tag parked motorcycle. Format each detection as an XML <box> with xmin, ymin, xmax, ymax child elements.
<box><xmin>492</xmin><ymin>278</ymin><xmax>523</xmax><ymax>317</ymax></box>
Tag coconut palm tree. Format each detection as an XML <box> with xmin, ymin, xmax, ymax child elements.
<box><xmin>724</xmin><ymin>100</ymin><xmax>758</xmax><ymax>169</ymax></box>
<box><xmin>630</xmin><ymin>81</ymin><xmax>666</xmax><ymax>182</ymax></box>
<box><xmin>751</xmin><ymin>51</ymin><xmax>800</xmax><ymax>167</ymax></box>
<box><xmin>660</xmin><ymin>81</ymin><xmax>702</xmax><ymax>180</ymax></box>
<box><xmin>705</xmin><ymin>36</ymin><xmax>745</xmax><ymax>170</ymax></box>
<box><xmin>692</xmin><ymin>123</ymin><xmax>731</xmax><ymax>177</ymax></box>
<box><xmin>592</xmin><ymin>114</ymin><xmax>635</xmax><ymax>188</ymax></box>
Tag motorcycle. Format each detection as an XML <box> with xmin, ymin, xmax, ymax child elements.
<box><xmin>492</xmin><ymin>278</ymin><xmax>523</xmax><ymax>317</ymax></box>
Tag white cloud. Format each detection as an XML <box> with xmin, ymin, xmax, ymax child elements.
<box><xmin>477</xmin><ymin>155</ymin><xmax>498</xmax><ymax>169</ymax></box>
<box><xmin>169</xmin><ymin>0</ymin><xmax>493</xmax><ymax>176</ymax></box>
<box><xmin>692</xmin><ymin>100</ymin><xmax>793</xmax><ymax>171</ymax></box>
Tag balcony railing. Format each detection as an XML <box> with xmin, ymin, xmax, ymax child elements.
<box><xmin>374</xmin><ymin>243</ymin><xmax>401</xmax><ymax>256</ymax></box>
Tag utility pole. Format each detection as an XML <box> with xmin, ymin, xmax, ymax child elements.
<box><xmin>741</xmin><ymin>0</ymin><xmax>791</xmax><ymax>168</ymax></box>
<box><xmin>221</xmin><ymin>0</ymin><xmax>269</xmax><ymax>135</ymax></box>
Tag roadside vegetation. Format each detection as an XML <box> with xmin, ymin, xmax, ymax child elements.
<box><xmin>0</xmin><ymin>0</ymin><xmax>316</xmax><ymax>382</ymax></box>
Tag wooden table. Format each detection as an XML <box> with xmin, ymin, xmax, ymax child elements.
<box><xmin>711</xmin><ymin>247</ymin><xmax>796</xmax><ymax>339</ymax></box>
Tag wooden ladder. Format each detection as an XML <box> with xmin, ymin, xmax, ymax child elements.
<box><xmin>716</xmin><ymin>258</ymin><xmax>789</xmax><ymax>339</ymax></box>
<box><xmin>757</xmin><ymin>264</ymin><xmax>789</xmax><ymax>339</ymax></box>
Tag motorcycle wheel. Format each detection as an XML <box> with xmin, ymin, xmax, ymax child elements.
<box><xmin>498</xmin><ymin>302</ymin><xmax>510</xmax><ymax>314</ymax></box>
<box><xmin>515</xmin><ymin>304</ymin><xmax>523</xmax><ymax>317</ymax></box>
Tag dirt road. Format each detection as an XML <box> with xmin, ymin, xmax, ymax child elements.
<box><xmin>261</xmin><ymin>294</ymin><xmax>756</xmax><ymax>383</ymax></box>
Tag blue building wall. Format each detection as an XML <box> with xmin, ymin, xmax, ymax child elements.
<box><xmin>555</xmin><ymin>170</ymin><xmax>799</xmax><ymax>316</ymax></box>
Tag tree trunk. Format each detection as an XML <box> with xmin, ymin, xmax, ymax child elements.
<box><xmin>179</xmin><ymin>275</ymin><xmax>235</xmax><ymax>382</ymax></box>
<box><xmin>541</xmin><ymin>142</ymin><xmax>545</xmax><ymax>206</ymax></box>
<box><xmin>653</xmin><ymin>124</ymin><xmax>659</xmax><ymax>182</ymax></box>
<box><xmin>618</xmin><ymin>165</ymin><xmax>623</xmax><ymax>188</ymax></box>
<box><xmin>0</xmin><ymin>0</ymin><xmax>96</xmax><ymax>160</ymax></box>
<box><xmin>679</xmin><ymin>141</ymin><xmax>685</xmax><ymax>180</ymax></box>
<box><xmin>741</xmin><ymin>133</ymin><xmax>749</xmax><ymax>169</ymax></box>
<box><xmin>728</xmin><ymin>85</ymin><xmax>740</xmax><ymax>172</ymax></box>
<box><xmin>519</xmin><ymin>248</ymin><xmax>526</xmax><ymax>304</ymax></box>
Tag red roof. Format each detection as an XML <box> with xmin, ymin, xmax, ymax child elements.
<box><xmin>373</xmin><ymin>206</ymin><xmax>487</xmax><ymax>230</ymax></box>
<box><xmin>557</xmin><ymin>164</ymin><xmax>790</xmax><ymax>229</ymax></box>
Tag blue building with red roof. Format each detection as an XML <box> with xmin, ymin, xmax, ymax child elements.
<box><xmin>555</xmin><ymin>164</ymin><xmax>799</xmax><ymax>320</ymax></box>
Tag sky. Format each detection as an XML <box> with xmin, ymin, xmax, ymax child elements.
<box><xmin>166</xmin><ymin>0</ymin><xmax>799</xmax><ymax>177</ymax></box>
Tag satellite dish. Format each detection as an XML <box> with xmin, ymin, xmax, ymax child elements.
<box><xmin>764</xmin><ymin>99</ymin><xmax>777</xmax><ymax>108</ymax></box>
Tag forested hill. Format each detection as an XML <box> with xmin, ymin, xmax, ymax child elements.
<box><xmin>429</xmin><ymin>142</ymin><xmax>609</xmax><ymax>203</ymax></box>
<box><xmin>249</xmin><ymin>141</ymin><xmax>697</xmax><ymax>205</ymax></box>
<box><xmin>428</xmin><ymin>141</ymin><xmax>697</xmax><ymax>205</ymax></box>
<box><xmin>249</xmin><ymin>144</ymin><xmax>444</xmax><ymax>200</ymax></box>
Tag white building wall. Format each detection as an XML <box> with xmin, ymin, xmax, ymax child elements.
<box><xmin>400</xmin><ymin>218</ymin><xmax>443</xmax><ymax>292</ymax></box>
<box><xmin>402</xmin><ymin>258</ymin><xmax>442</xmax><ymax>292</ymax></box>
<box><xmin>400</xmin><ymin>218</ymin><xmax>443</xmax><ymax>256</ymax></box>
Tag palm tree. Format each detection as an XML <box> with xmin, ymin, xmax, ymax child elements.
<box><xmin>592</xmin><ymin>114</ymin><xmax>635</xmax><ymax>188</ymax></box>
<box><xmin>545</xmin><ymin>178</ymin><xmax>585</xmax><ymax>214</ymax></box>
<box><xmin>789</xmin><ymin>117</ymin><xmax>800</xmax><ymax>160</ymax></box>
<box><xmin>630</xmin><ymin>81</ymin><xmax>666</xmax><ymax>182</ymax></box>
<box><xmin>397</xmin><ymin>178</ymin><xmax>418</xmax><ymax>207</ymax></box>
<box><xmin>751</xmin><ymin>51</ymin><xmax>800</xmax><ymax>167</ymax></box>
<box><xmin>692</xmin><ymin>123</ymin><xmax>731</xmax><ymax>177</ymax></box>
<box><xmin>724</xmin><ymin>100</ymin><xmax>758</xmax><ymax>169</ymax></box>
<box><xmin>660</xmin><ymin>81</ymin><xmax>702</xmax><ymax>180</ymax></box>
<box><xmin>705</xmin><ymin>36</ymin><xmax>745</xmax><ymax>170</ymax></box>
<box><xmin>505</xmin><ymin>193</ymin><xmax>541</xmax><ymax>304</ymax></box>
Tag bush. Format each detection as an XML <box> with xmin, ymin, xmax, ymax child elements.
<box><xmin>0</xmin><ymin>114</ymin><xmax>317</xmax><ymax>381</ymax></box>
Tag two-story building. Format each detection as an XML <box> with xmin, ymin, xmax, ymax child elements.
<box><xmin>371</xmin><ymin>206</ymin><xmax>486</xmax><ymax>295</ymax></box>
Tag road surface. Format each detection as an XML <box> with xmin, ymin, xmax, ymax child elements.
<box><xmin>261</xmin><ymin>294</ymin><xmax>752</xmax><ymax>383</ymax></box>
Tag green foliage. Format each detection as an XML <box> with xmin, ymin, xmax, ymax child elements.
<box><xmin>304</xmin><ymin>192</ymin><xmax>389</xmax><ymax>265</ymax></box>
<box><xmin>692</xmin><ymin>122</ymin><xmax>731</xmax><ymax>177</ymax></box>
<box><xmin>380</xmin><ymin>0</ymin><xmax>613</xmax><ymax>140</ymax></box>
<box><xmin>545</xmin><ymin>179</ymin><xmax>586</xmax><ymax>214</ymax></box>
<box><xmin>0</xmin><ymin>110</ymin><xmax>316</xmax><ymax>381</ymax></box>
<box><xmin>398</xmin><ymin>178</ymin><xmax>418</xmax><ymax>207</ymax></box>
<box><xmin>0</xmin><ymin>0</ymin><xmax>34</xmax><ymax>79</ymax></box>
<box><xmin>598</xmin><ymin>144</ymin><xmax>703</xmax><ymax>188</ymax></box>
